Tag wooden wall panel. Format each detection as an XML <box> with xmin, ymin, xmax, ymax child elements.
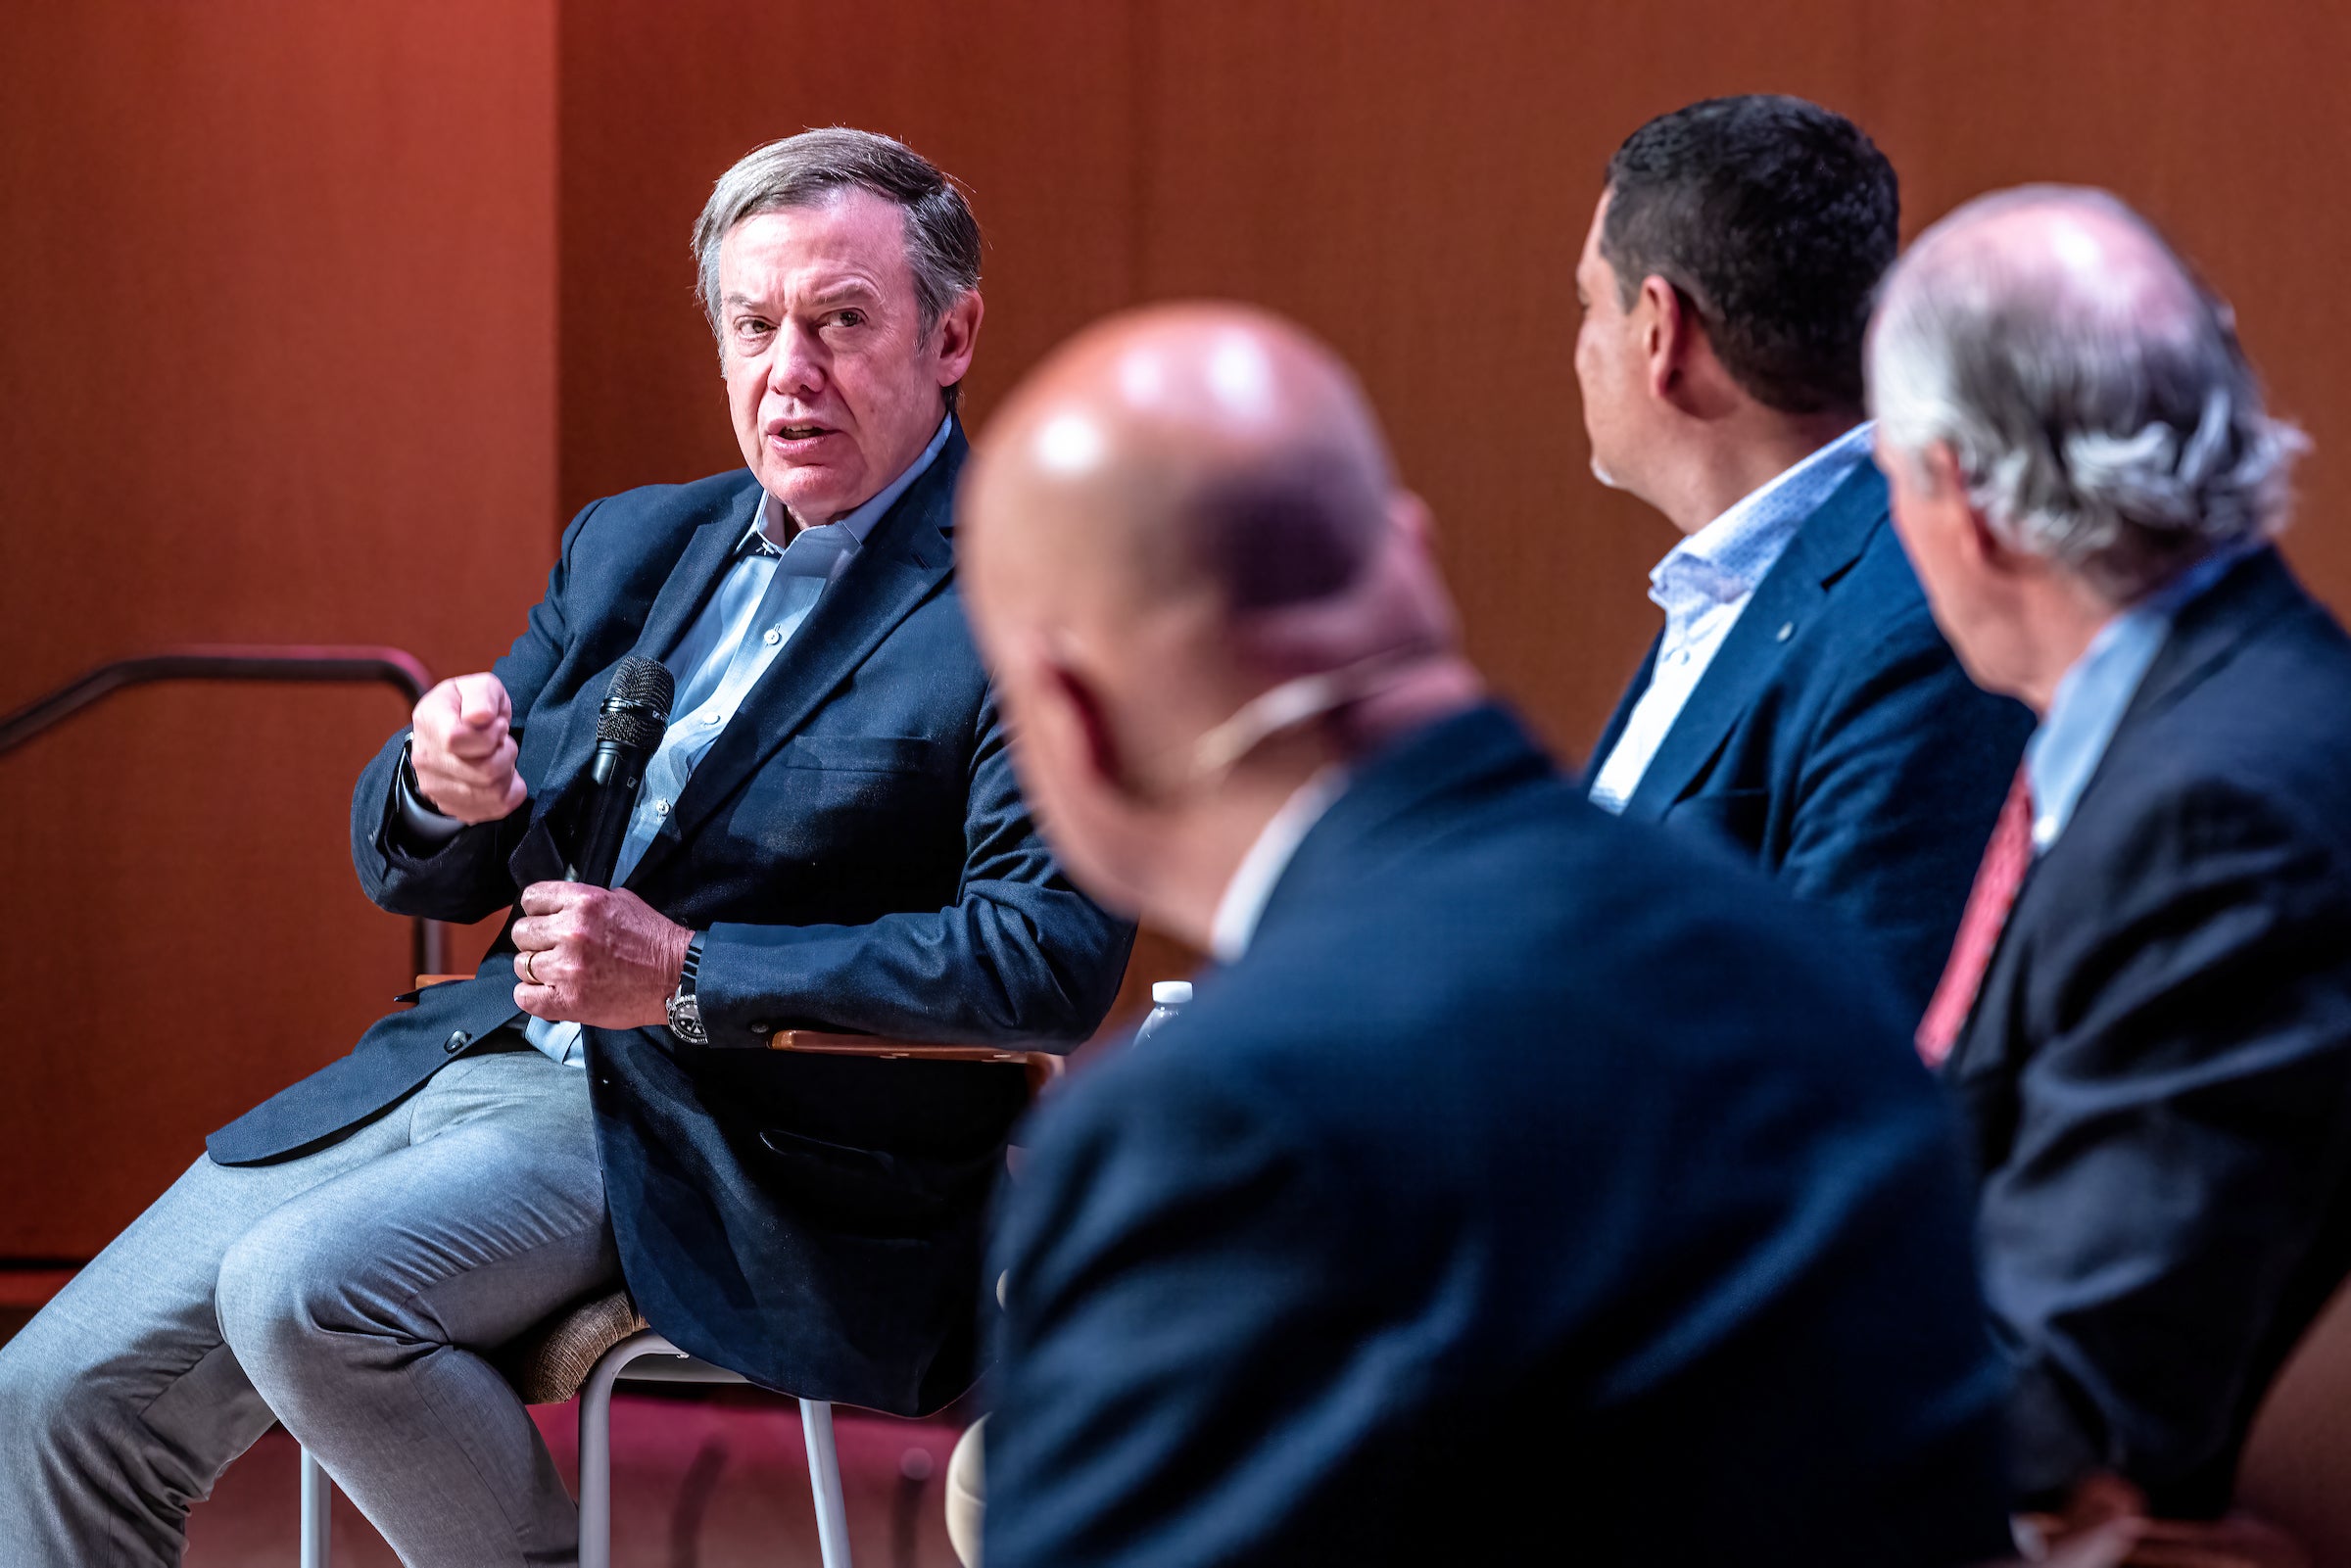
<box><xmin>555</xmin><ymin>0</ymin><xmax>1140</xmax><ymax>518</ymax></box>
<box><xmin>1132</xmin><ymin>0</ymin><xmax>2351</xmax><ymax>758</ymax></box>
<box><xmin>14</xmin><ymin>3</ymin><xmax>2345</xmax><ymax>1259</ymax></box>
<box><xmin>0</xmin><ymin>2</ymin><xmax>556</xmax><ymax>1256</ymax></box>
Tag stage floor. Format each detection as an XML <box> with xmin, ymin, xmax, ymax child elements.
<box><xmin>195</xmin><ymin>1388</ymin><xmax>965</xmax><ymax>1568</ymax></box>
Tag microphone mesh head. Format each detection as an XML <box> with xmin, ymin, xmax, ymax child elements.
<box><xmin>596</xmin><ymin>655</ymin><xmax>674</xmax><ymax>749</ymax></box>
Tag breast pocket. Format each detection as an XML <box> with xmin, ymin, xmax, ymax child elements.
<box><xmin>719</xmin><ymin>734</ymin><xmax>962</xmax><ymax>898</ymax></box>
<box><xmin>777</xmin><ymin>736</ymin><xmax>949</xmax><ymax>776</ymax></box>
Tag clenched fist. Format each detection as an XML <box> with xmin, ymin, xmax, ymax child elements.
<box><xmin>410</xmin><ymin>672</ymin><xmax>527</xmax><ymax>824</ymax></box>
<box><xmin>510</xmin><ymin>881</ymin><xmax>694</xmax><ymax>1028</ymax></box>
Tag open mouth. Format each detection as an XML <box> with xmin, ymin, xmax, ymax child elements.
<box><xmin>765</xmin><ymin>419</ymin><xmax>838</xmax><ymax>446</ymax></box>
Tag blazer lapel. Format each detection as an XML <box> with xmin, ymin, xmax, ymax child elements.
<box><xmin>536</xmin><ymin>493</ymin><xmax>757</xmax><ymax>807</ymax></box>
<box><xmin>1586</xmin><ymin>634</ymin><xmax>1660</xmax><ymax>783</ymax></box>
<box><xmin>623</xmin><ymin>434</ymin><xmax>964</xmax><ymax>889</ymax></box>
<box><xmin>1620</xmin><ymin>461</ymin><xmax>1889</xmax><ymax>823</ymax></box>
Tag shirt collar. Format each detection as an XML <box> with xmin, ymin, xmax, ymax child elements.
<box><xmin>746</xmin><ymin>413</ymin><xmax>953</xmax><ymax>555</ymax></box>
<box><xmin>1209</xmin><ymin>766</ymin><xmax>1350</xmax><ymax>963</ymax></box>
<box><xmin>1651</xmin><ymin>420</ymin><xmax>1877</xmax><ymax>607</ymax></box>
<box><xmin>2025</xmin><ymin>541</ymin><xmax>2255</xmax><ymax>849</ymax></box>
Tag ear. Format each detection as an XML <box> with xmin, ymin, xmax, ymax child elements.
<box><xmin>1919</xmin><ymin>442</ymin><xmax>2015</xmax><ymax>575</ymax></box>
<box><xmin>933</xmin><ymin>289</ymin><xmax>984</xmax><ymax>389</ymax></box>
<box><xmin>1637</xmin><ymin>275</ymin><xmax>1691</xmax><ymax>404</ymax></box>
<box><xmin>1038</xmin><ymin>646</ymin><xmax>1127</xmax><ymax>796</ymax></box>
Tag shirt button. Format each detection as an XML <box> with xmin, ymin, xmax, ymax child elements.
<box><xmin>653</xmin><ymin>799</ymin><xmax>670</xmax><ymax>817</ymax></box>
<box><xmin>703</xmin><ymin>710</ymin><xmax>722</xmax><ymax>725</ymax></box>
<box><xmin>763</xmin><ymin>628</ymin><xmax>784</xmax><ymax>646</ymax></box>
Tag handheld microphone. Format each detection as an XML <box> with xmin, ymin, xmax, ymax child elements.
<box><xmin>567</xmin><ymin>655</ymin><xmax>675</xmax><ymax>887</ymax></box>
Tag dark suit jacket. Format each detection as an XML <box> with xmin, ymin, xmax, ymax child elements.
<box><xmin>1591</xmin><ymin>460</ymin><xmax>2035</xmax><ymax>1012</ymax></box>
<box><xmin>1947</xmin><ymin>548</ymin><xmax>2351</xmax><ymax>1515</ymax></box>
<box><xmin>208</xmin><ymin>429</ymin><xmax>1133</xmax><ymax>1414</ymax></box>
<box><xmin>986</xmin><ymin>704</ymin><xmax>2014</xmax><ymax>1567</ymax></box>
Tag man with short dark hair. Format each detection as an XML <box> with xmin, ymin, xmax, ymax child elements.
<box><xmin>1577</xmin><ymin>95</ymin><xmax>2033</xmax><ymax>1012</ymax></box>
<box><xmin>1874</xmin><ymin>184</ymin><xmax>2351</xmax><ymax>1523</ymax></box>
<box><xmin>0</xmin><ymin>127</ymin><xmax>1129</xmax><ymax>1566</ymax></box>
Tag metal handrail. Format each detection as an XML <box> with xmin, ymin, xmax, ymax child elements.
<box><xmin>0</xmin><ymin>643</ymin><xmax>451</xmax><ymax>974</ymax></box>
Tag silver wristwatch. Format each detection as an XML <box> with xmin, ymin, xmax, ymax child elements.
<box><xmin>666</xmin><ymin>933</ymin><xmax>709</xmax><ymax>1046</ymax></box>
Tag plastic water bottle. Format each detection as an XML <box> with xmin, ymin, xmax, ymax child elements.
<box><xmin>1132</xmin><ymin>980</ymin><xmax>1192</xmax><ymax>1046</ymax></box>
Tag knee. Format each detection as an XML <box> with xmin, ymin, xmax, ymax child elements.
<box><xmin>216</xmin><ymin>1206</ymin><xmax>427</xmax><ymax>1373</ymax></box>
<box><xmin>215</xmin><ymin>1209</ymin><xmax>368</xmax><ymax>1372</ymax></box>
<box><xmin>215</xmin><ymin>1220</ymin><xmax>303</xmax><ymax>1367</ymax></box>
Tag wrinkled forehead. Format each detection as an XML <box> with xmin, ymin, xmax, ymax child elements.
<box><xmin>717</xmin><ymin>188</ymin><xmax>915</xmax><ymax>299</ymax></box>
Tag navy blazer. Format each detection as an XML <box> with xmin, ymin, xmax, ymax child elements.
<box><xmin>209</xmin><ymin>429</ymin><xmax>1133</xmax><ymax>1414</ymax></box>
<box><xmin>986</xmin><ymin>704</ymin><xmax>2013</xmax><ymax>1567</ymax></box>
<box><xmin>1591</xmin><ymin>462</ymin><xmax>2034</xmax><ymax>1012</ymax></box>
<box><xmin>1948</xmin><ymin>548</ymin><xmax>2351</xmax><ymax>1515</ymax></box>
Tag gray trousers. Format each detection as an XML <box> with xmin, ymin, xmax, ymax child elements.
<box><xmin>0</xmin><ymin>1044</ymin><xmax>618</xmax><ymax>1567</ymax></box>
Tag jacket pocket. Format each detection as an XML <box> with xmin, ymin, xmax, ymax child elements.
<box><xmin>776</xmin><ymin>736</ymin><xmax>946</xmax><ymax>775</ymax></box>
<box><xmin>754</xmin><ymin>1125</ymin><xmax>1001</xmax><ymax>1240</ymax></box>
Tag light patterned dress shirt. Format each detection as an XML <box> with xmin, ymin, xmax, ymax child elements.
<box><xmin>1589</xmin><ymin>422</ymin><xmax>1877</xmax><ymax>813</ymax></box>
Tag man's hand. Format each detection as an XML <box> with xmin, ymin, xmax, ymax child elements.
<box><xmin>410</xmin><ymin>673</ymin><xmax>528</xmax><ymax>824</ymax></box>
<box><xmin>511</xmin><ymin>882</ymin><xmax>694</xmax><ymax>1028</ymax></box>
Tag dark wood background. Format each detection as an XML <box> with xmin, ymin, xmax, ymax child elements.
<box><xmin>7</xmin><ymin>0</ymin><xmax>2347</xmax><ymax>1261</ymax></box>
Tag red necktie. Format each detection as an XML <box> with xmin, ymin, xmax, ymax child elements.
<box><xmin>1916</xmin><ymin>767</ymin><xmax>2036</xmax><ymax>1069</ymax></box>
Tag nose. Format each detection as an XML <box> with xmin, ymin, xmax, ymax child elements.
<box><xmin>767</xmin><ymin>319</ymin><xmax>827</xmax><ymax>402</ymax></box>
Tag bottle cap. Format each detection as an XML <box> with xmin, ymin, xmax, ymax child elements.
<box><xmin>1151</xmin><ymin>980</ymin><xmax>1194</xmax><ymax>1007</ymax></box>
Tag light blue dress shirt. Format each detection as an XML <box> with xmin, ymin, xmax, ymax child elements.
<box><xmin>403</xmin><ymin>415</ymin><xmax>952</xmax><ymax>1066</ymax></box>
<box><xmin>2024</xmin><ymin>543</ymin><xmax>2252</xmax><ymax>851</ymax></box>
<box><xmin>1589</xmin><ymin>421</ymin><xmax>1877</xmax><ymax>812</ymax></box>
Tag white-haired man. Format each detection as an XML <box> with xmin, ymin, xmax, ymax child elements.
<box><xmin>1871</xmin><ymin>185</ymin><xmax>2351</xmax><ymax>1524</ymax></box>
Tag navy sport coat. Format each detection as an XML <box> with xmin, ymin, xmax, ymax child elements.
<box><xmin>209</xmin><ymin>428</ymin><xmax>1133</xmax><ymax>1413</ymax></box>
<box><xmin>987</xmin><ymin>703</ymin><xmax>2014</xmax><ymax>1567</ymax></box>
<box><xmin>1590</xmin><ymin>460</ymin><xmax>2034</xmax><ymax>1013</ymax></box>
<box><xmin>1948</xmin><ymin>548</ymin><xmax>2351</xmax><ymax>1514</ymax></box>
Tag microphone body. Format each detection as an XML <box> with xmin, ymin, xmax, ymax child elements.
<box><xmin>566</xmin><ymin>656</ymin><xmax>675</xmax><ymax>888</ymax></box>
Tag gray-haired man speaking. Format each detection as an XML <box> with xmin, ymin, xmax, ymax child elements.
<box><xmin>1873</xmin><ymin>186</ymin><xmax>2351</xmax><ymax>1525</ymax></box>
<box><xmin>0</xmin><ymin>128</ymin><xmax>1128</xmax><ymax>1565</ymax></box>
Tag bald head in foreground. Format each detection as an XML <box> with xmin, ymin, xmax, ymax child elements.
<box><xmin>963</xmin><ymin>304</ymin><xmax>2013</xmax><ymax>1566</ymax></box>
<box><xmin>1871</xmin><ymin>188</ymin><xmax>2351</xmax><ymax>1526</ymax></box>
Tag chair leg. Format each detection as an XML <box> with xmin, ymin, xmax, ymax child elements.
<box><xmin>577</xmin><ymin>1329</ymin><xmax>688</xmax><ymax>1568</ymax></box>
<box><xmin>802</xmin><ymin>1400</ymin><xmax>853</xmax><ymax>1568</ymax></box>
<box><xmin>298</xmin><ymin>1444</ymin><xmax>332</xmax><ymax>1568</ymax></box>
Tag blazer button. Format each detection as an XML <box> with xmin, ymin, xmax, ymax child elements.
<box><xmin>749</xmin><ymin>1021</ymin><xmax>772</xmax><ymax>1035</ymax></box>
<box><xmin>444</xmin><ymin>1029</ymin><xmax>471</xmax><ymax>1054</ymax></box>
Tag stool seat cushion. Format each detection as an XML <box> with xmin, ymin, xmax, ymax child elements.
<box><xmin>495</xmin><ymin>1290</ymin><xmax>647</xmax><ymax>1405</ymax></box>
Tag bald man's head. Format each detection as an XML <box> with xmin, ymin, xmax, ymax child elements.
<box><xmin>959</xmin><ymin>303</ymin><xmax>1476</xmax><ymax>931</ymax></box>
<box><xmin>964</xmin><ymin>303</ymin><xmax>1405</xmax><ymax>641</ymax></box>
<box><xmin>1870</xmin><ymin>185</ymin><xmax>2302</xmax><ymax>602</ymax></box>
